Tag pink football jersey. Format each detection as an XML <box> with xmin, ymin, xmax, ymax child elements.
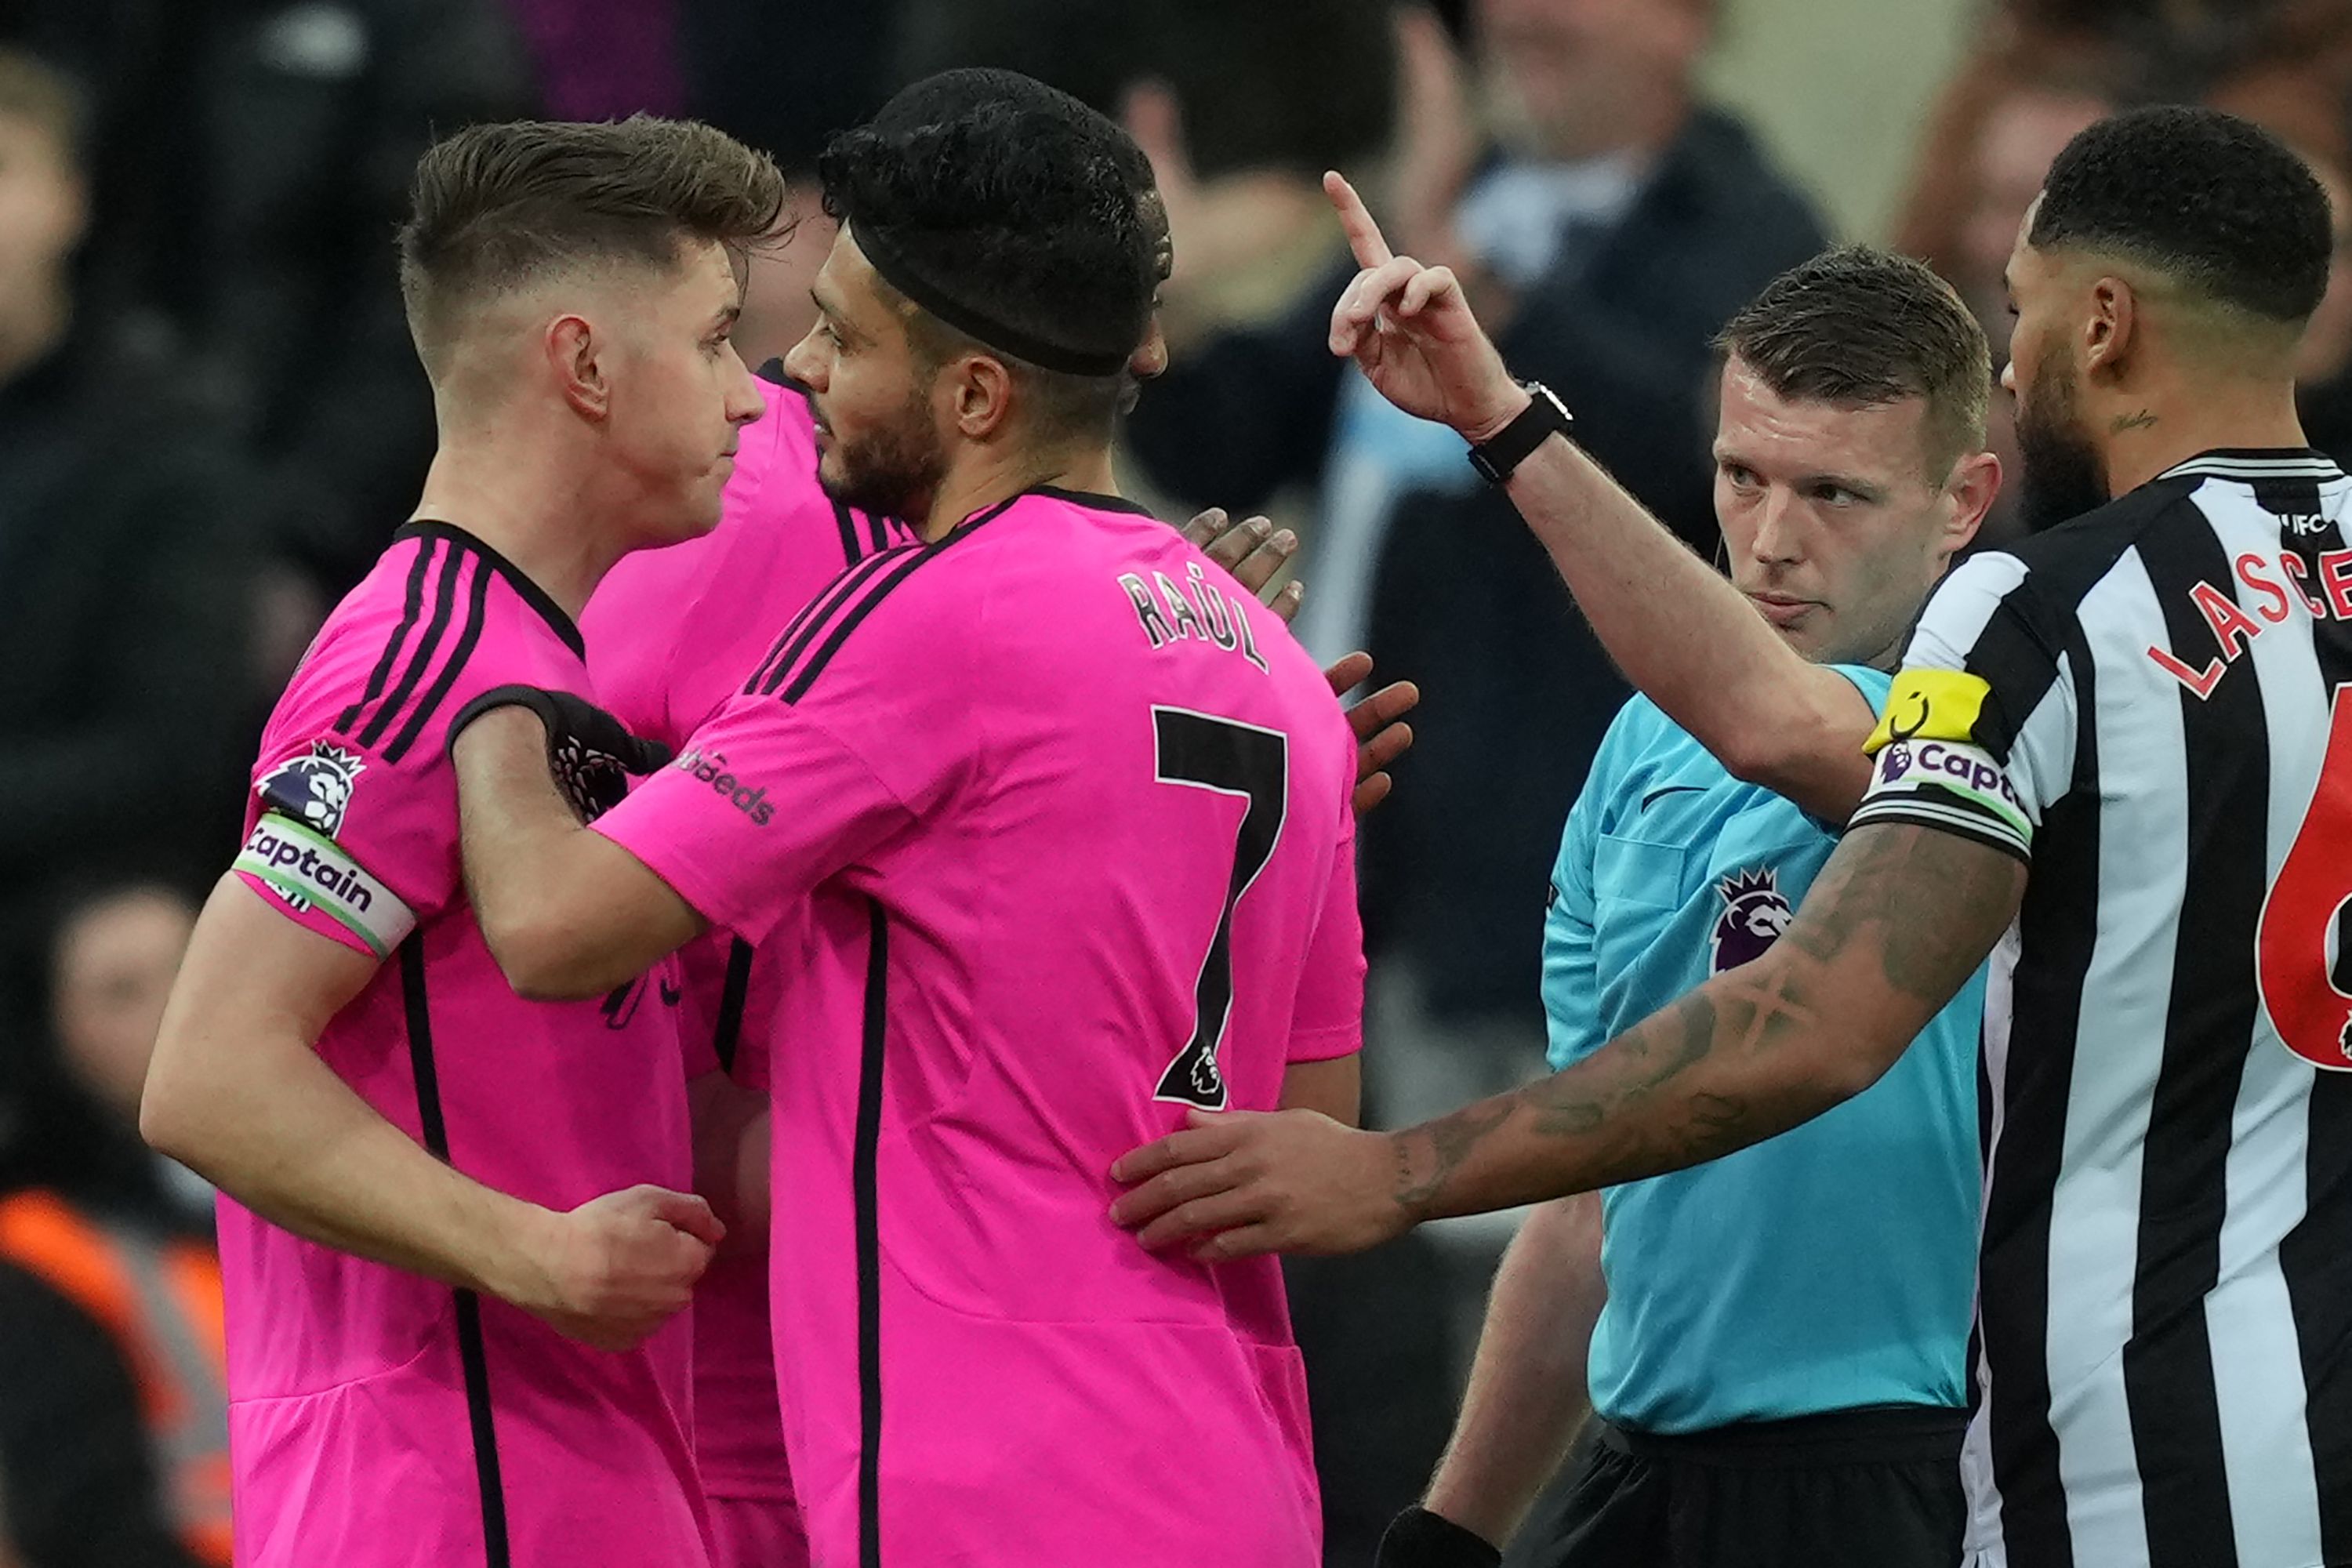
<box><xmin>584</xmin><ymin>376</ymin><xmax>908</xmax><ymax>1539</ymax></box>
<box><xmin>594</xmin><ymin>488</ymin><xmax>1367</xmax><ymax>1567</ymax></box>
<box><xmin>223</xmin><ymin>521</ymin><xmax>705</xmax><ymax>1568</ymax></box>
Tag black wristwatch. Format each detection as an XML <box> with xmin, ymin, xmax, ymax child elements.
<box><xmin>1465</xmin><ymin>380</ymin><xmax>1574</xmax><ymax>484</ymax></box>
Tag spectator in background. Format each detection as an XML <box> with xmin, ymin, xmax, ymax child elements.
<box><xmin>1122</xmin><ymin>0</ymin><xmax>1399</xmax><ymax>356</ymax></box>
<box><xmin>0</xmin><ymin>1260</ymin><xmax>198</xmax><ymax>1568</ymax></box>
<box><xmin>21</xmin><ymin>885</ymin><xmax>213</xmax><ymax>1232</ymax></box>
<box><xmin>5</xmin><ymin>0</ymin><xmax>535</xmax><ymax>593</ymax></box>
<box><xmin>1131</xmin><ymin>2</ymin><xmax>1821</xmax><ymax>658</ymax></box>
<box><xmin>895</xmin><ymin>0</ymin><xmax>1148</xmax><ymax>122</ymax></box>
<box><xmin>506</xmin><ymin>0</ymin><xmax>683</xmax><ymax>120</ymax></box>
<box><xmin>0</xmin><ymin>881</ymin><xmax>225</xmax><ymax>1568</ymax></box>
<box><xmin>1892</xmin><ymin>2</ymin><xmax>2352</xmax><ymax>537</ymax></box>
<box><xmin>676</xmin><ymin>0</ymin><xmax>899</xmax><ymax>372</ymax></box>
<box><xmin>2292</xmin><ymin>151</ymin><xmax>2352</xmax><ymax>463</ymax></box>
<box><xmin>2204</xmin><ymin>58</ymin><xmax>2352</xmax><ymax>466</ymax></box>
<box><xmin>1895</xmin><ymin>63</ymin><xmax>2118</xmax><ymax>546</ymax></box>
<box><xmin>1341</xmin><ymin>0</ymin><xmax>1824</xmax><ymax>1098</ymax></box>
<box><xmin>0</xmin><ymin>49</ymin><xmax>256</xmax><ymax>1015</ymax></box>
<box><xmin>684</xmin><ymin>0</ymin><xmax>892</xmax><ymax>171</ymax></box>
<box><xmin>893</xmin><ymin>0</ymin><xmax>1396</xmax><ymax>371</ymax></box>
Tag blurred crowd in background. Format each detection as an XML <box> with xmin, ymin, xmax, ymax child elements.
<box><xmin>2</xmin><ymin>1</ymin><xmax>2351</xmax><ymax>1563</ymax></box>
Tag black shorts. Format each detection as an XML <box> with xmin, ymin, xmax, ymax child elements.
<box><xmin>1510</xmin><ymin>1406</ymin><xmax>1968</xmax><ymax>1568</ymax></box>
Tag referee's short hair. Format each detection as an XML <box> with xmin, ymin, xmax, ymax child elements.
<box><xmin>397</xmin><ymin>117</ymin><xmax>785</xmax><ymax>376</ymax></box>
<box><xmin>1715</xmin><ymin>245</ymin><xmax>1992</xmax><ymax>481</ymax></box>
<box><xmin>2030</xmin><ymin>105</ymin><xmax>2332</xmax><ymax>325</ymax></box>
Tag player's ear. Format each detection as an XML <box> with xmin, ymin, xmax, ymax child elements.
<box><xmin>2084</xmin><ymin>275</ymin><xmax>2136</xmax><ymax>383</ymax></box>
<box><xmin>1130</xmin><ymin>318</ymin><xmax>1169</xmax><ymax>382</ymax></box>
<box><xmin>947</xmin><ymin>352</ymin><xmax>1016</xmax><ymax>441</ymax></box>
<box><xmin>1942</xmin><ymin>448</ymin><xmax>2002</xmax><ymax>563</ymax></box>
<box><xmin>549</xmin><ymin>314</ymin><xmax>611</xmax><ymax>422</ymax></box>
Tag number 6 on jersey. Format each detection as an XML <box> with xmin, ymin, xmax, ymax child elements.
<box><xmin>2259</xmin><ymin>683</ymin><xmax>2352</xmax><ymax>1069</ymax></box>
<box><xmin>1152</xmin><ymin>708</ymin><xmax>1290</xmax><ymax>1109</ymax></box>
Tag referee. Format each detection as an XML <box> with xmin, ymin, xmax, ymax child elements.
<box><xmin>1387</xmin><ymin>250</ymin><xmax>1995</xmax><ymax>1568</ymax></box>
<box><xmin>1113</xmin><ymin>106</ymin><xmax>2352</xmax><ymax>1568</ymax></box>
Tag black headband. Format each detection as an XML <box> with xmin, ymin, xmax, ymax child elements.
<box><xmin>851</xmin><ymin>220</ymin><xmax>1136</xmax><ymax>378</ymax></box>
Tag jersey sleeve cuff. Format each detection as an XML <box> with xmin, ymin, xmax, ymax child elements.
<box><xmin>590</xmin><ymin>810</ymin><xmax>749</xmax><ymax>941</ymax></box>
<box><xmin>1285</xmin><ymin>1022</ymin><xmax>1364</xmax><ymax>1064</ymax></box>
<box><xmin>1846</xmin><ymin>797</ymin><xmax>2032</xmax><ymax>863</ymax></box>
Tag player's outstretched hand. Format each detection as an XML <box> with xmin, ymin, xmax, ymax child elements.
<box><xmin>1326</xmin><ymin>652</ymin><xmax>1418</xmax><ymax>815</ymax></box>
<box><xmin>1323</xmin><ymin>172</ymin><xmax>1526</xmax><ymax>441</ymax></box>
<box><xmin>1109</xmin><ymin>1109</ymin><xmax>1408</xmax><ymax>1261</ymax></box>
<box><xmin>1184</xmin><ymin>506</ymin><xmax>1304</xmax><ymax>622</ymax></box>
<box><xmin>519</xmin><ymin>1185</ymin><xmax>723</xmax><ymax>1352</ymax></box>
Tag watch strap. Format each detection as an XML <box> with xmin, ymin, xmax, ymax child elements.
<box><xmin>1467</xmin><ymin>382</ymin><xmax>1573</xmax><ymax>484</ymax></box>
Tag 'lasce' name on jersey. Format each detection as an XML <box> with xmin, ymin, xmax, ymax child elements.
<box><xmin>2153</xmin><ymin>548</ymin><xmax>2352</xmax><ymax>699</ymax></box>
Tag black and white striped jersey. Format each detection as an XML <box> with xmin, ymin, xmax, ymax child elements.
<box><xmin>1849</xmin><ymin>448</ymin><xmax>2352</xmax><ymax>1568</ymax></box>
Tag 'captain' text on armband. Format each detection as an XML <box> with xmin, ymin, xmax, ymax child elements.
<box><xmin>234</xmin><ymin>813</ymin><xmax>419</xmax><ymax>957</ymax></box>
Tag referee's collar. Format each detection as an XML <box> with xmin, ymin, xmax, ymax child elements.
<box><xmin>2158</xmin><ymin>448</ymin><xmax>2348</xmax><ymax>483</ymax></box>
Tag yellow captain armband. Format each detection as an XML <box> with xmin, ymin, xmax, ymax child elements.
<box><xmin>1853</xmin><ymin>666</ymin><xmax>2033</xmax><ymax>859</ymax></box>
<box><xmin>1864</xmin><ymin>668</ymin><xmax>1994</xmax><ymax>756</ymax></box>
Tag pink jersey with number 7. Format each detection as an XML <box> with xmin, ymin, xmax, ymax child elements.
<box><xmin>593</xmin><ymin>487</ymin><xmax>1367</xmax><ymax>1567</ymax></box>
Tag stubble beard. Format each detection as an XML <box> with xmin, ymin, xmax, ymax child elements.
<box><xmin>818</xmin><ymin>401</ymin><xmax>949</xmax><ymax>525</ymax></box>
<box><xmin>2016</xmin><ymin>362</ymin><xmax>2109</xmax><ymax>533</ymax></box>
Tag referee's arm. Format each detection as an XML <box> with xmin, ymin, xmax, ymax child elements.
<box><xmin>1113</xmin><ymin>819</ymin><xmax>2020</xmax><ymax>1257</ymax></box>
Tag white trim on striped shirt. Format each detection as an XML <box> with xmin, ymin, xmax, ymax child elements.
<box><xmin>2044</xmin><ymin>549</ymin><xmax>2173</xmax><ymax>1568</ymax></box>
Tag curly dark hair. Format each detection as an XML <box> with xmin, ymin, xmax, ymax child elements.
<box><xmin>398</xmin><ymin>115</ymin><xmax>786</xmax><ymax>370</ymax></box>
<box><xmin>2030</xmin><ymin>104</ymin><xmax>2331</xmax><ymax>323</ymax></box>
<box><xmin>819</xmin><ymin>67</ymin><xmax>1166</xmax><ymax>433</ymax></box>
<box><xmin>1716</xmin><ymin>246</ymin><xmax>1992</xmax><ymax>477</ymax></box>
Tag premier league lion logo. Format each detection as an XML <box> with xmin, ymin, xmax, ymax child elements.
<box><xmin>257</xmin><ymin>742</ymin><xmax>368</xmax><ymax>837</ymax></box>
<box><xmin>1711</xmin><ymin>866</ymin><xmax>1794</xmax><ymax>974</ymax></box>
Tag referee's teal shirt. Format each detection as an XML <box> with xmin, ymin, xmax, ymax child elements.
<box><xmin>1543</xmin><ymin>670</ymin><xmax>1980</xmax><ymax>1433</ymax></box>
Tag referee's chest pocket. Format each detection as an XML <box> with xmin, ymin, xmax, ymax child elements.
<box><xmin>1592</xmin><ymin>833</ymin><xmax>1688</xmax><ymax>911</ymax></box>
<box><xmin>1591</xmin><ymin>832</ymin><xmax>1691</xmax><ymax>993</ymax></box>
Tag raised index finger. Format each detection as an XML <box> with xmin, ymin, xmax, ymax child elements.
<box><xmin>1323</xmin><ymin>170</ymin><xmax>1394</xmax><ymax>270</ymax></box>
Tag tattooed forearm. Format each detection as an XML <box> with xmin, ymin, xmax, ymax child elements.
<box><xmin>1379</xmin><ymin>823</ymin><xmax>2025</xmax><ymax>1221</ymax></box>
<box><xmin>1394</xmin><ymin>1097</ymin><xmax>1515</xmax><ymax>1213</ymax></box>
<box><xmin>1388</xmin><ymin>982</ymin><xmax>1795</xmax><ymax>1220</ymax></box>
<box><xmin>1793</xmin><ymin>822</ymin><xmax>2023</xmax><ymax>1000</ymax></box>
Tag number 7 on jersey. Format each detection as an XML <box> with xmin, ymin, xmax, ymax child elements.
<box><xmin>1151</xmin><ymin>708</ymin><xmax>1290</xmax><ymax>1110</ymax></box>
